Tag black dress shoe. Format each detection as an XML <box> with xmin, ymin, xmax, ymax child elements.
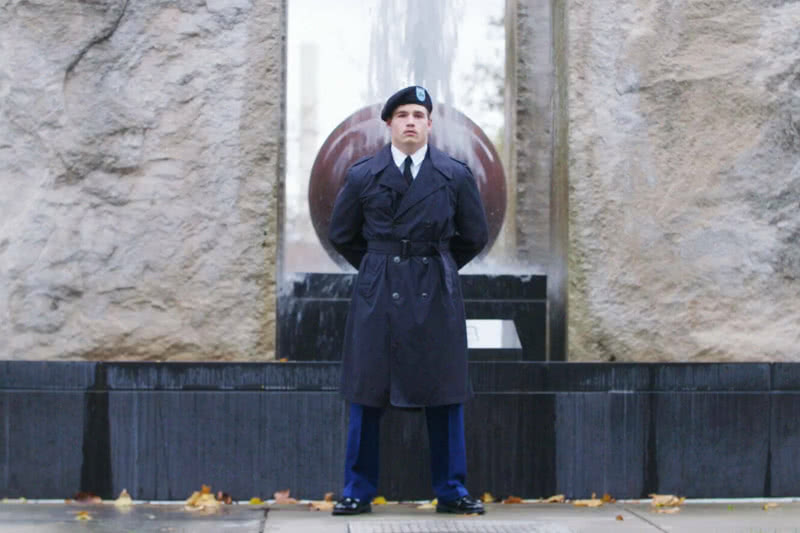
<box><xmin>436</xmin><ymin>495</ymin><xmax>486</xmax><ymax>515</ymax></box>
<box><xmin>332</xmin><ymin>497</ymin><xmax>372</xmax><ymax>515</ymax></box>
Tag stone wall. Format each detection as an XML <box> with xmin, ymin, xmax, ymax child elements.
<box><xmin>568</xmin><ymin>0</ymin><xmax>800</xmax><ymax>361</ymax></box>
<box><xmin>5</xmin><ymin>0</ymin><xmax>798</xmax><ymax>363</ymax></box>
<box><xmin>0</xmin><ymin>0</ymin><xmax>285</xmax><ymax>360</ymax></box>
<box><xmin>506</xmin><ymin>0</ymin><xmax>553</xmax><ymax>263</ymax></box>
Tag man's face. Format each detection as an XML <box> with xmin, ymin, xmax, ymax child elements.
<box><xmin>387</xmin><ymin>104</ymin><xmax>432</xmax><ymax>154</ymax></box>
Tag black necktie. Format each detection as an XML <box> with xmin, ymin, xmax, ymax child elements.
<box><xmin>403</xmin><ymin>156</ymin><xmax>413</xmax><ymax>186</ymax></box>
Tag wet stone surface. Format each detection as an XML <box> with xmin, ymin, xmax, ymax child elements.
<box><xmin>5</xmin><ymin>501</ymin><xmax>800</xmax><ymax>533</ymax></box>
<box><xmin>347</xmin><ymin>520</ymin><xmax>572</xmax><ymax>533</ymax></box>
<box><xmin>0</xmin><ymin>503</ymin><xmax>266</xmax><ymax>532</ymax></box>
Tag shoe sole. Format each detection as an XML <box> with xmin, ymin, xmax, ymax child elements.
<box><xmin>332</xmin><ymin>508</ymin><xmax>372</xmax><ymax>516</ymax></box>
<box><xmin>435</xmin><ymin>507</ymin><xmax>486</xmax><ymax>515</ymax></box>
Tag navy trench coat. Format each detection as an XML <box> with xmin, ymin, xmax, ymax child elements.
<box><xmin>329</xmin><ymin>144</ymin><xmax>489</xmax><ymax>408</ymax></box>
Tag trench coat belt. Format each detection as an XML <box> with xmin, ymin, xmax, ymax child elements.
<box><xmin>368</xmin><ymin>239</ymin><xmax>456</xmax><ymax>294</ymax></box>
<box><xmin>367</xmin><ymin>239</ymin><xmax>449</xmax><ymax>258</ymax></box>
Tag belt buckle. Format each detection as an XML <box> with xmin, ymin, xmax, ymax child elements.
<box><xmin>400</xmin><ymin>239</ymin><xmax>410</xmax><ymax>258</ymax></box>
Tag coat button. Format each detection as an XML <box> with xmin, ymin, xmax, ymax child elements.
<box><xmin>421</xmin><ymin>292</ymin><xmax>428</xmax><ymax>298</ymax></box>
<box><xmin>422</xmin><ymin>257</ymin><xmax>429</xmax><ymax>264</ymax></box>
<box><xmin>392</xmin><ymin>292</ymin><xmax>400</xmax><ymax>300</ymax></box>
<box><xmin>393</xmin><ymin>256</ymin><xmax>401</xmax><ymax>263</ymax></box>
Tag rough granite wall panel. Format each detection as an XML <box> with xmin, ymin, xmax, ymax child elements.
<box><xmin>568</xmin><ymin>1</ymin><xmax>800</xmax><ymax>361</ymax></box>
<box><xmin>0</xmin><ymin>0</ymin><xmax>286</xmax><ymax>360</ymax></box>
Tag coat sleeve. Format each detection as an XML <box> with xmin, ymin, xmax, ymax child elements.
<box><xmin>450</xmin><ymin>165</ymin><xmax>489</xmax><ymax>269</ymax></box>
<box><xmin>328</xmin><ymin>167</ymin><xmax>367</xmax><ymax>270</ymax></box>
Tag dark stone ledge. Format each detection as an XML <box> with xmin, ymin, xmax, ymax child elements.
<box><xmin>0</xmin><ymin>361</ymin><xmax>779</xmax><ymax>392</ymax></box>
<box><xmin>286</xmin><ymin>273</ymin><xmax>547</xmax><ymax>300</ymax></box>
<box><xmin>1</xmin><ymin>361</ymin><xmax>799</xmax><ymax>500</ymax></box>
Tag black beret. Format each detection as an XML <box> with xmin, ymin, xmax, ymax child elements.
<box><xmin>380</xmin><ymin>86</ymin><xmax>433</xmax><ymax>121</ymax></box>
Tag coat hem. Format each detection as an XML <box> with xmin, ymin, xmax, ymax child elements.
<box><xmin>341</xmin><ymin>391</ymin><xmax>473</xmax><ymax>409</ymax></box>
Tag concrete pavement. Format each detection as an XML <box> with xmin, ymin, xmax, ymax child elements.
<box><xmin>1</xmin><ymin>500</ymin><xmax>799</xmax><ymax>532</ymax></box>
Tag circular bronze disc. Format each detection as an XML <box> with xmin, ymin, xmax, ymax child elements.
<box><xmin>308</xmin><ymin>103</ymin><xmax>506</xmax><ymax>267</ymax></box>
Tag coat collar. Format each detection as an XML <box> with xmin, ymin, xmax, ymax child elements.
<box><xmin>427</xmin><ymin>145</ymin><xmax>456</xmax><ymax>181</ymax></box>
<box><xmin>393</xmin><ymin>150</ymin><xmax>448</xmax><ymax>219</ymax></box>
<box><xmin>368</xmin><ymin>144</ymin><xmax>453</xmax><ymax>219</ymax></box>
<box><xmin>370</xmin><ymin>145</ymin><xmax>406</xmax><ymax>192</ymax></box>
<box><xmin>368</xmin><ymin>144</ymin><xmax>455</xmax><ymax>181</ymax></box>
<box><xmin>367</xmin><ymin>144</ymin><xmax>394</xmax><ymax>175</ymax></box>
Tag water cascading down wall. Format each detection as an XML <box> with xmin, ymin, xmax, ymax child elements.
<box><xmin>279</xmin><ymin>0</ymin><xmax>567</xmax><ymax>361</ymax></box>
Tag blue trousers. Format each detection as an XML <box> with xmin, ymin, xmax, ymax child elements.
<box><xmin>342</xmin><ymin>403</ymin><xmax>469</xmax><ymax>501</ymax></box>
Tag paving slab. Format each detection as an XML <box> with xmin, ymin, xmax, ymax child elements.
<box><xmin>2</xmin><ymin>501</ymin><xmax>800</xmax><ymax>533</ymax></box>
<box><xmin>262</xmin><ymin>503</ymin><xmax>659</xmax><ymax>533</ymax></box>
<box><xmin>623</xmin><ymin>501</ymin><xmax>800</xmax><ymax>533</ymax></box>
<box><xmin>0</xmin><ymin>503</ymin><xmax>266</xmax><ymax>532</ymax></box>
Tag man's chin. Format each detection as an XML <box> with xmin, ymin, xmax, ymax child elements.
<box><xmin>398</xmin><ymin>138</ymin><xmax>420</xmax><ymax>148</ymax></box>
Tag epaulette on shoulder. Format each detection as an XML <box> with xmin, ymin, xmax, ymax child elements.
<box><xmin>447</xmin><ymin>156</ymin><xmax>474</xmax><ymax>178</ymax></box>
<box><xmin>448</xmin><ymin>155</ymin><xmax>469</xmax><ymax>168</ymax></box>
<box><xmin>347</xmin><ymin>155</ymin><xmax>372</xmax><ymax>179</ymax></box>
<box><xmin>350</xmin><ymin>155</ymin><xmax>372</xmax><ymax>169</ymax></box>
<box><xmin>345</xmin><ymin>155</ymin><xmax>373</xmax><ymax>180</ymax></box>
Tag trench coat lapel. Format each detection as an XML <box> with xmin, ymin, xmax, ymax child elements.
<box><xmin>369</xmin><ymin>144</ymin><xmax>407</xmax><ymax>194</ymax></box>
<box><xmin>393</xmin><ymin>146</ymin><xmax>451</xmax><ymax>220</ymax></box>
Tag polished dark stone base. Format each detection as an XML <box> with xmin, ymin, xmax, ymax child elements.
<box><xmin>2</xmin><ymin>362</ymin><xmax>799</xmax><ymax>500</ymax></box>
<box><xmin>277</xmin><ymin>273</ymin><xmax>549</xmax><ymax>361</ymax></box>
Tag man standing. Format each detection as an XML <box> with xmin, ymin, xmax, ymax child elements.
<box><xmin>328</xmin><ymin>86</ymin><xmax>489</xmax><ymax>516</ymax></box>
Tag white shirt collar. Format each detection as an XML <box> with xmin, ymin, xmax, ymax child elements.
<box><xmin>391</xmin><ymin>144</ymin><xmax>427</xmax><ymax>170</ymax></box>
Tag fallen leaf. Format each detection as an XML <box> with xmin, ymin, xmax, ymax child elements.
<box><xmin>655</xmin><ymin>507</ymin><xmax>681</xmax><ymax>514</ymax></box>
<box><xmin>75</xmin><ymin>510</ymin><xmax>92</xmax><ymax>521</ymax></box>
<box><xmin>185</xmin><ymin>493</ymin><xmax>220</xmax><ymax>512</ymax></box>
<box><xmin>649</xmin><ymin>494</ymin><xmax>684</xmax><ymax>508</ymax></box>
<box><xmin>602</xmin><ymin>493</ymin><xmax>615</xmax><ymax>503</ymax></box>
<box><xmin>310</xmin><ymin>500</ymin><xmax>334</xmax><ymax>511</ymax></box>
<box><xmin>482</xmin><ymin>492</ymin><xmax>494</xmax><ymax>503</ymax></box>
<box><xmin>278</xmin><ymin>358</ymin><xmax>289</xmax><ymax>362</ymax></box>
<box><xmin>616</xmin><ymin>514</ymin><xmax>624</xmax><ymax>521</ymax></box>
<box><xmin>763</xmin><ymin>502</ymin><xmax>778</xmax><ymax>510</ymax></box>
<box><xmin>573</xmin><ymin>498</ymin><xmax>604</xmax><ymax>507</ymax></box>
<box><xmin>502</xmin><ymin>496</ymin><xmax>523</xmax><ymax>504</ymax></box>
<box><xmin>114</xmin><ymin>489</ymin><xmax>133</xmax><ymax>507</ymax></box>
<box><xmin>249</xmin><ymin>497</ymin><xmax>264</xmax><ymax>505</ymax></box>
<box><xmin>372</xmin><ymin>496</ymin><xmax>387</xmax><ymax>505</ymax></box>
<box><xmin>185</xmin><ymin>487</ymin><xmax>221</xmax><ymax>512</ymax></box>
<box><xmin>273</xmin><ymin>489</ymin><xmax>298</xmax><ymax>504</ymax></box>
<box><xmin>72</xmin><ymin>491</ymin><xmax>102</xmax><ymax>504</ymax></box>
<box><xmin>542</xmin><ymin>494</ymin><xmax>565</xmax><ymax>504</ymax></box>
<box><xmin>324</xmin><ymin>492</ymin><xmax>335</xmax><ymax>502</ymax></box>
